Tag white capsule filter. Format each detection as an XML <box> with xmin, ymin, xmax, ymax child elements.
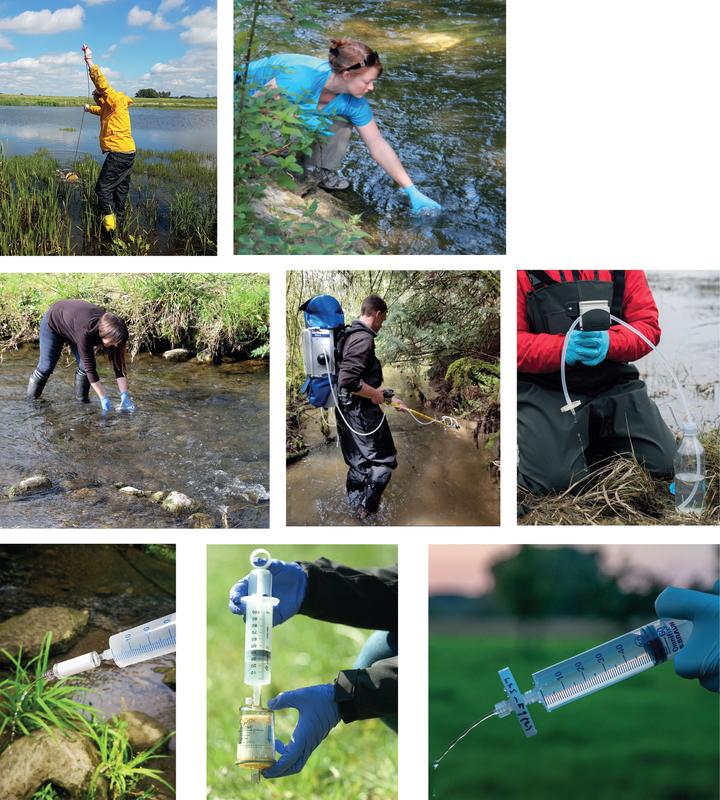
<box><xmin>48</xmin><ymin>651</ymin><xmax>103</xmax><ymax>680</ymax></box>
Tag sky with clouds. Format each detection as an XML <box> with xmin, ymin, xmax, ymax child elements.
<box><xmin>0</xmin><ymin>0</ymin><xmax>216</xmax><ymax>97</ymax></box>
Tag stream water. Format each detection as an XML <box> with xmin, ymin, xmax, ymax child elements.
<box><xmin>643</xmin><ymin>271</ymin><xmax>719</xmax><ymax>431</ymax></box>
<box><xmin>0</xmin><ymin>350</ymin><xmax>269</xmax><ymax>529</ymax></box>
<box><xmin>263</xmin><ymin>0</ymin><xmax>505</xmax><ymax>254</ymax></box>
<box><xmin>286</xmin><ymin>371</ymin><xmax>499</xmax><ymax>526</ymax></box>
<box><xmin>0</xmin><ymin>544</ymin><xmax>176</xmax><ymax>792</ymax></box>
<box><xmin>0</xmin><ymin>106</ymin><xmax>217</xmax><ymax>163</ymax></box>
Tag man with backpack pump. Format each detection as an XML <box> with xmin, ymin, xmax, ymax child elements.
<box><xmin>335</xmin><ymin>295</ymin><xmax>405</xmax><ymax>520</ymax></box>
<box><xmin>517</xmin><ymin>269</ymin><xmax>676</xmax><ymax>496</ymax></box>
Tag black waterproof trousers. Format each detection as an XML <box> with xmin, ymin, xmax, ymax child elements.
<box><xmin>95</xmin><ymin>151</ymin><xmax>135</xmax><ymax>223</ymax></box>
<box><xmin>335</xmin><ymin>397</ymin><xmax>398</xmax><ymax>514</ymax></box>
<box><xmin>518</xmin><ymin>378</ymin><xmax>676</xmax><ymax>494</ymax></box>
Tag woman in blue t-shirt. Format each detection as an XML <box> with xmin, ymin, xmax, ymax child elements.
<box><xmin>240</xmin><ymin>38</ymin><xmax>441</xmax><ymax>215</ymax></box>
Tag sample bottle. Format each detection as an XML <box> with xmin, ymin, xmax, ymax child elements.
<box><xmin>236</xmin><ymin>699</ymin><xmax>275</xmax><ymax>783</ymax></box>
<box><xmin>674</xmin><ymin>422</ymin><xmax>706</xmax><ymax>514</ymax></box>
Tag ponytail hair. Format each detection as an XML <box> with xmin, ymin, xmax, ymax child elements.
<box><xmin>328</xmin><ymin>38</ymin><xmax>383</xmax><ymax>76</ymax></box>
<box><xmin>98</xmin><ymin>312</ymin><xmax>129</xmax><ymax>377</ymax></box>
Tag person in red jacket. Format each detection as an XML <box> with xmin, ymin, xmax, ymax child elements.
<box><xmin>517</xmin><ymin>270</ymin><xmax>675</xmax><ymax>496</ymax></box>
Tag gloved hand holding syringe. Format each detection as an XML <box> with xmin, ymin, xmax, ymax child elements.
<box><xmin>43</xmin><ymin>612</ymin><xmax>176</xmax><ymax>681</ymax></box>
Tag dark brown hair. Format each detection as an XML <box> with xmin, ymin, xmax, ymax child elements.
<box><xmin>98</xmin><ymin>312</ymin><xmax>129</xmax><ymax>377</ymax></box>
<box><xmin>361</xmin><ymin>295</ymin><xmax>388</xmax><ymax>316</ymax></box>
<box><xmin>328</xmin><ymin>38</ymin><xmax>383</xmax><ymax>77</ymax></box>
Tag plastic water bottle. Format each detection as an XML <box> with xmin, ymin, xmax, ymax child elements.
<box><xmin>673</xmin><ymin>422</ymin><xmax>705</xmax><ymax>514</ymax></box>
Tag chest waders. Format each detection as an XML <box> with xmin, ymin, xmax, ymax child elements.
<box><xmin>517</xmin><ymin>271</ymin><xmax>677</xmax><ymax>496</ymax></box>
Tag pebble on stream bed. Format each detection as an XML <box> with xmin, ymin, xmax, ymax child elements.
<box><xmin>6</xmin><ymin>475</ymin><xmax>53</xmax><ymax>498</ymax></box>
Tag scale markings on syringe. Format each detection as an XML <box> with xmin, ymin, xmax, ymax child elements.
<box><xmin>122</xmin><ymin>630</ymin><xmax>176</xmax><ymax>657</ymax></box>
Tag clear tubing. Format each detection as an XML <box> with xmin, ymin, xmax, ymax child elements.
<box><xmin>324</xmin><ymin>346</ymin><xmax>387</xmax><ymax>437</ymax></box>
<box><xmin>106</xmin><ymin>613</ymin><xmax>176</xmax><ymax>668</ymax></box>
<box><xmin>495</xmin><ymin>617</ymin><xmax>692</xmax><ymax>720</ymax></box>
<box><xmin>559</xmin><ymin>314</ymin><xmax>701</xmax><ymax>510</ymax></box>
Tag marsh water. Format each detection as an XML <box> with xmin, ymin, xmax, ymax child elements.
<box><xmin>0</xmin><ymin>544</ymin><xmax>176</xmax><ymax>791</ymax></box>
<box><xmin>0</xmin><ymin>106</ymin><xmax>216</xmax><ymax>165</ymax></box>
<box><xmin>643</xmin><ymin>271</ymin><xmax>719</xmax><ymax>431</ymax></box>
<box><xmin>279</xmin><ymin>0</ymin><xmax>505</xmax><ymax>254</ymax></box>
<box><xmin>0</xmin><ymin>350</ymin><xmax>269</xmax><ymax>529</ymax></box>
<box><xmin>286</xmin><ymin>371</ymin><xmax>499</xmax><ymax>526</ymax></box>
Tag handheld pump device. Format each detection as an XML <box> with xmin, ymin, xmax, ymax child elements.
<box><xmin>236</xmin><ymin>549</ymin><xmax>279</xmax><ymax>783</ymax></box>
<box><xmin>43</xmin><ymin>613</ymin><xmax>176</xmax><ymax>681</ymax></box>
<box><xmin>495</xmin><ymin>617</ymin><xmax>692</xmax><ymax>737</ymax></box>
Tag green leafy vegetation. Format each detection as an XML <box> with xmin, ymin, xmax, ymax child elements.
<box><xmin>207</xmin><ymin>544</ymin><xmax>397</xmax><ymax>800</ymax></box>
<box><xmin>0</xmin><ymin>149</ymin><xmax>216</xmax><ymax>256</ymax></box>
<box><xmin>0</xmin><ymin>273</ymin><xmax>269</xmax><ymax>360</ymax></box>
<box><xmin>234</xmin><ymin>0</ymin><xmax>368</xmax><ymax>254</ymax></box>
<box><xmin>0</xmin><ymin>634</ymin><xmax>97</xmax><ymax>749</ymax></box>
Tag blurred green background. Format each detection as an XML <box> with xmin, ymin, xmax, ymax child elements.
<box><xmin>429</xmin><ymin>546</ymin><xmax>720</xmax><ymax>800</ymax></box>
<box><xmin>208</xmin><ymin>544</ymin><xmax>398</xmax><ymax>800</ymax></box>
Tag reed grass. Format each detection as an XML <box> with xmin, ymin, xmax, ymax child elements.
<box><xmin>0</xmin><ymin>149</ymin><xmax>216</xmax><ymax>255</ymax></box>
<box><xmin>519</xmin><ymin>431</ymin><xmax>719</xmax><ymax>526</ymax></box>
<box><xmin>0</xmin><ymin>93</ymin><xmax>215</xmax><ymax>109</ymax></box>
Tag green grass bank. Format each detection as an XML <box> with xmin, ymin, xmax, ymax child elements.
<box><xmin>430</xmin><ymin>632</ymin><xmax>719</xmax><ymax>800</ymax></box>
<box><xmin>207</xmin><ymin>544</ymin><xmax>398</xmax><ymax>800</ymax></box>
<box><xmin>0</xmin><ymin>273</ymin><xmax>269</xmax><ymax>360</ymax></box>
<box><xmin>0</xmin><ymin>94</ymin><xmax>216</xmax><ymax>109</ymax></box>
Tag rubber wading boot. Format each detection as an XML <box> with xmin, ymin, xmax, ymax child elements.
<box><xmin>101</xmin><ymin>213</ymin><xmax>117</xmax><ymax>237</ymax></box>
<box><xmin>74</xmin><ymin>369</ymin><xmax>91</xmax><ymax>402</ymax></box>
<box><xmin>27</xmin><ymin>371</ymin><xmax>48</xmax><ymax>400</ymax></box>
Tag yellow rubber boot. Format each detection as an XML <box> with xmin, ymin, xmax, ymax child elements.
<box><xmin>101</xmin><ymin>213</ymin><xmax>116</xmax><ymax>234</ymax></box>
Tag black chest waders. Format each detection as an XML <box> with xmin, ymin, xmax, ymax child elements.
<box><xmin>517</xmin><ymin>271</ymin><xmax>677</xmax><ymax>496</ymax></box>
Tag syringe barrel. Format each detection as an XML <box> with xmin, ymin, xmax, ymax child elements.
<box><xmin>108</xmin><ymin>612</ymin><xmax>177</xmax><ymax>668</ymax></box>
<box><xmin>531</xmin><ymin>617</ymin><xmax>693</xmax><ymax>712</ymax></box>
<box><xmin>50</xmin><ymin>651</ymin><xmax>102</xmax><ymax>679</ymax></box>
<box><xmin>243</xmin><ymin>595</ymin><xmax>273</xmax><ymax>686</ymax></box>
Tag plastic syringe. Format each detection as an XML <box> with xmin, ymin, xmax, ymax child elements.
<box><xmin>43</xmin><ymin>612</ymin><xmax>176</xmax><ymax>681</ymax></box>
<box><xmin>241</xmin><ymin>549</ymin><xmax>279</xmax><ymax>706</ymax></box>
<box><xmin>495</xmin><ymin>617</ymin><xmax>693</xmax><ymax>736</ymax></box>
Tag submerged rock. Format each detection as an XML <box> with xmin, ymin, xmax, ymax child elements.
<box><xmin>161</xmin><ymin>667</ymin><xmax>176</xmax><ymax>690</ymax></box>
<box><xmin>6</xmin><ymin>475</ymin><xmax>52</xmax><ymax>498</ymax></box>
<box><xmin>150</xmin><ymin>491</ymin><xmax>168</xmax><ymax>503</ymax></box>
<box><xmin>187</xmin><ymin>512</ymin><xmax>215</xmax><ymax>528</ymax></box>
<box><xmin>196</xmin><ymin>350</ymin><xmax>214</xmax><ymax>364</ymax></box>
<box><xmin>162</xmin><ymin>348</ymin><xmax>190</xmax><ymax>362</ymax></box>
<box><xmin>113</xmin><ymin>711</ymin><xmax>170</xmax><ymax>753</ymax></box>
<box><xmin>0</xmin><ymin>730</ymin><xmax>106</xmax><ymax>800</ymax></box>
<box><xmin>0</xmin><ymin>607</ymin><xmax>89</xmax><ymax>664</ymax></box>
<box><xmin>162</xmin><ymin>491</ymin><xmax>197</xmax><ymax>514</ymax></box>
<box><xmin>240</xmin><ymin>484</ymin><xmax>270</xmax><ymax>505</ymax></box>
<box><xmin>118</xmin><ymin>486</ymin><xmax>145</xmax><ymax>497</ymax></box>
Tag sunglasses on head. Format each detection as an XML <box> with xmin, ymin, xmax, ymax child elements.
<box><xmin>334</xmin><ymin>49</ymin><xmax>379</xmax><ymax>72</ymax></box>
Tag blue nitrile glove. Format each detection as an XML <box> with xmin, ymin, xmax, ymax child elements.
<box><xmin>119</xmin><ymin>392</ymin><xmax>136</xmax><ymax>412</ymax></box>
<box><xmin>655</xmin><ymin>581</ymin><xmax>720</xmax><ymax>693</ymax></box>
<box><xmin>403</xmin><ymin>184</ymin><xmax>442</xmax><ymax>215</ymax></box>
<box><xmin>564</xmin><ymin>330</ymin><xmax>604</xmax><ymax>367</ymax></box>
<box><xmin>100</xmin><ymin>395</ymin><xmax>113</xmax><ymax>414</ymax></box>
<box><xmin>228</xmin><ymin>559</ymin><xmax>308</xmax><ymax>626</ymax></box>
<box><xmin>576</xmin><ymin>330</ymin><xmax>609</xmax><ymax>367</ymax></box>
<box><xmin>263</xmin><ymin>684</ymin><xmax>341</xmax><ymax>778</ymax></box>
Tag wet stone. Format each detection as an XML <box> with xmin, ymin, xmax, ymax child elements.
<box><xmin>0</xmin><ymin>729</ymin><xmax>107</xmax><ymax>800</ymax></box>
<box><xmin>114</xmin><ymin>711</ymin><xmax>170</xmax><ymax>753</ymax></box>
<box><xmin>161</xmin><ymin>667</ymin><xmax>176</xmax><ymax>690</ymax></box>
<box><xmin>6</xmin><ymin>475</ymin><xmax>52</xmax><ymax>498</ymax></box>
<box><xmin>162</xmin><ymin>491</ymin><xmax>197</xmax><ymax>514</ymax></box>
<box><xmin>0</xmin><ymin>607</ymin><xmax>89</xmax><ymax>663</ymax></box>
<box><xmin>150</xmin><ymin>491</ymin><xmax>168</xmax><ymax>503</ymax></box>
<box><xmin>196</xmin><ymin>350</ymin><xmax>214</xmax><ymax>364</ymax></box>
<box><xmin>187</xmin><ymin>512</ymin><xmax>215</xmax><ymax>528</ymax></box>
<box><xmin>162</xmin><ymin>348</ymin><xmax>190</xmax><ymax>362</ymax></box>
<box><xmin>118</xmin><ymin>486</ymin><xmax>146</xmax><ymax>497</ymax></box>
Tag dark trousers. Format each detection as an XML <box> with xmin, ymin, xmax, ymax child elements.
<box><xmin>335</xmin><ymin>397</ymin><xmax>398</xmax><ymax>514</ymax></box>
<box><xmin>34</xmin><ymin>313</ymin><xmax>82</xmax><ymax>379</ymax></box>
<box><xmin>518</xmin><ymin>378</ymin><xmax>676</xmax><ymax>494</ymax></box>
<box><xmin>95</xmin><ymin>151</ymin><xmax>135</xmax><ymax>222</ymax></box>
<box><xmin>354</xmin><ymin>630</ymin><xmax>398</xmax><ymax>732</ymax></box>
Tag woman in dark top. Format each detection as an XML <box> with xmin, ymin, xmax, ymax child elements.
<box><xmin>27</xmin><ymin>300</ymin><xmax>135</xmax><ymax>413</ymax></box>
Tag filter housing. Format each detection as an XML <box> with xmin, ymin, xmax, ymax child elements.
<box><xmin>302</xmin><ymin>328</ymin><xmax>335</xmax><ymax>377</ymax></box>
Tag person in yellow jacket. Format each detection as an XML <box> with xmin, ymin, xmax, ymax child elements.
<box><xmin>82</xmin><ymin>43</ymin><xmax>136</xmax><ymax>237</ymax></box>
